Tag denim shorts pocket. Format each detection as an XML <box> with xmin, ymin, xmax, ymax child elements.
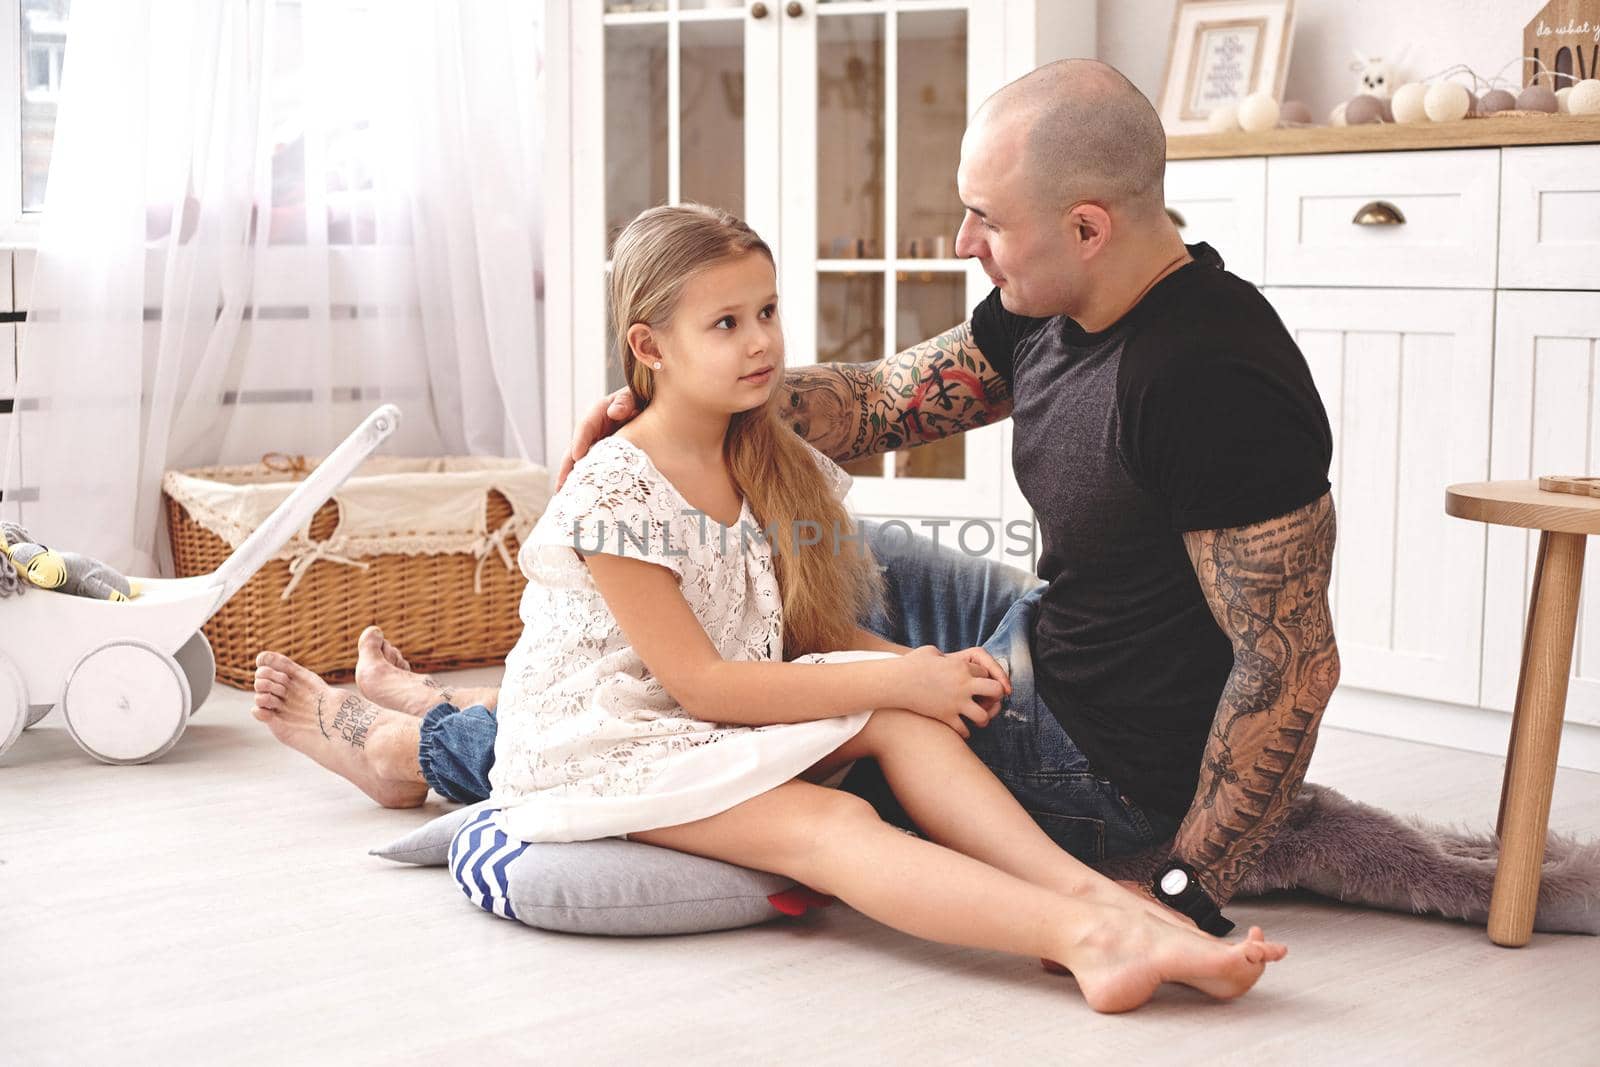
<box><xmin>1100</xmin><ymin>780</ymin><xmax>1155</xmax><ymax>842</ymax></box>
<box><xmin>1026</xmin><ymin>809</ymin><xmax>1106</xmax><ymax>863</ymax></box>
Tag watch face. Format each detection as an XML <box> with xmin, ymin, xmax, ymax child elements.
<box><xmin>1160</xmin><ymin>868</ymin><xmax>1190</xmax><ymax>896</ymax></box>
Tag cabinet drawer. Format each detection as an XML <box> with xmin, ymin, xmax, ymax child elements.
<box><xmin>1264</xmin><ymin>150</ymin><xmax>1499</xmax><ymax>289</ymax></box>
<box><xmin>1499</xmin><ymin>145</ymin><xmax>1600</xmax><ymax>291</ymax></box>
<box><xmin>1164</xmin><ymin>158</ymin><xmax>1265</xmax><ymax>285</ymax></box>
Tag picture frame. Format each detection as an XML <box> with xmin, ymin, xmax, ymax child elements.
<box><xmin>1157</xmin><ymin>0</ymin><xmax>1296</xmax><ymax>135</ymax></box>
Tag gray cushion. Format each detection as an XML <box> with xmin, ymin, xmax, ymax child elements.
<box><xmin>373</xmin><ymin>804</ymin><xmax>806</xmax><ymax>936</ymax></box>
<box><xmin>370</xmin><ymin>802</ymin><xmax>486</xmax><ymax>866</ymax></box>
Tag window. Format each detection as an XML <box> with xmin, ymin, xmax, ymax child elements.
<box><xmin>20</xmin><ymin>0</ymin><xmax>70</xmax><ymax>213</ymax></box>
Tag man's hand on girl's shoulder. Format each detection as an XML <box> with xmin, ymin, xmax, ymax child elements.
<box><xmin>558</xmin><ymin>387</ymin><xmax>638</xmax><ymax>489</ymax></box>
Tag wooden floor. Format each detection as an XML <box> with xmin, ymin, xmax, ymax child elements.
<box><xmin>4</xmin><ymin>670</ymin><xmax>1598</xmax><ymax>1065</ymax></box>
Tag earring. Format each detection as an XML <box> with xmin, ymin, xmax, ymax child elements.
<box><xmin>653</xmin><ymin>361</ymin><xmax>663</xmax><ymax>370</ymax></box>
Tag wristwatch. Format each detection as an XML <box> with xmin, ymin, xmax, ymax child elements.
<box><xmin>1150</xmin><ymin>860</ymin><xmax>1235</xmax><ymax>936</ymax></box>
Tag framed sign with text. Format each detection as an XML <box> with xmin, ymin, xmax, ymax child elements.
<box><xmin>1158</xmin><ymin>0</ymin><xmax>1296</xmax><ymax>135</ymax></box>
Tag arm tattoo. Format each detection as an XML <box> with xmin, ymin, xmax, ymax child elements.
<box><xmin>1173</xmin><ymin>492</ymin><xmax>1341</xmax><ymax>903</ymax></box>
<box><xmin>778</xmin><ymin>321</ymin><xmax>1013</xmax><ymax>464</ymax></box>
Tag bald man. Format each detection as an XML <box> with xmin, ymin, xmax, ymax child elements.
<box><xmin>254</xmin><ymin>60</ymin><xmax>1338</xmax><ymax>933</ymax></box>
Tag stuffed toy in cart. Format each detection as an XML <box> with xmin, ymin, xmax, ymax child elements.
<box><xmin>0</xmin><ymin>520</ymin><xmax>141</xmax><ymax>602</ymax></box>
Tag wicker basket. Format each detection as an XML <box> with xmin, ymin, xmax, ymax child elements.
<box><xmin>164</xmin><ymin>456</ymin><xmax>544</xmax><ymax>690</ymax></box>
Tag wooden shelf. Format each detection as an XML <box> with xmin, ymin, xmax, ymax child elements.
<box><xmin>1168</xmin><ymin>114</ymin><xmax>1600</xmax><ymax>159</ymax></box>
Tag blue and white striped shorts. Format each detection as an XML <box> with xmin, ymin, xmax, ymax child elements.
<box><xmin>449</xmin><ymin>807</ymin><xmax>530</xmax><ymax>922</ymax></box>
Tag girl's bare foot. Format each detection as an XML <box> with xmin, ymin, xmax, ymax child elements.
<box><xmin>1061</xmin><ymin>914</ymin><xmax>1287</xmax><ymax>1013</ymax></box>
<box><xmin>253</xmin><ymin>650</ymin><xmax>428</xmax><ymax>808</ymax></box>
<box><xmin>354</xmin><ymin>626</ymin><xmax>449</xmax><ymax>716</ymax></box>
<box><xmin>1042</xmin><ymin>884</ymin><xmax>1200</xmax><ymax>976</ymax></box>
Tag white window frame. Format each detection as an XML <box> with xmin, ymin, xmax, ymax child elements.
<box><xmin>0</xmin><ymin>0</ymin><xmax>44</xmax><ymax>248</ymax></box>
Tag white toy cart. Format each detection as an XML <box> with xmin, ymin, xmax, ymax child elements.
<box><xmin>0</xmin><ymin>404</ymin><xmax>401</xmax><ymax>765</ymax></box>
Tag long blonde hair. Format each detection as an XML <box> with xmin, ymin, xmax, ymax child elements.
<box><xmin>610</xmin><ymin>203</ymin><xmax>882</xmax><ymax>657</ymax></box>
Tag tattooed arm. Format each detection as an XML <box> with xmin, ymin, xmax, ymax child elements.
<box><xmin>556</xmin><ymin>320</ymin><xmax>1009</xmax><ymax>486</ymax></box>
<box><xmin>778</xmin><ymin>320</ymin><xmax>1013</xmax><ymax>464</ymax></box>
<box><xmin>1170</xmin><ymin>492</ymin><xmax>1342</xmax><ymax>906</ymax></box>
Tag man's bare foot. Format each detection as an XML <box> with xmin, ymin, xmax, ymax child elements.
<box><xmin>354</xmin><ymin>626</ymin><xmax>450</xmax><ymax>717</ymax></box>
<box><xmin>354</xmin><ymin>626</ymin><xmax>500</xmax><ymax>717</ymax></box>
<box><xmin>1061</xmin><ymin>915</ymin><xmax>1287</xmax><ymax>1013</ymax></box>
<box><xmin>253</xmin><ymin>650</ymin><xmax>429</xmax><ymax>809</ymax></box>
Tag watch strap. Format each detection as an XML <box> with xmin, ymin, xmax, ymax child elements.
<box><xmin>1152</xmin><ymin>861</ymin><xmax>1236</xmax><ymax>936</ymax></box>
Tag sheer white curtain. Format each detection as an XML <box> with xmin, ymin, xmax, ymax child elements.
<box><xmin>0</xmin><ymin>0</ymin><xmax>544</xmax><ymax>576</ymax></box>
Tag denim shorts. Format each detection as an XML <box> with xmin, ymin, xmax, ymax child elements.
<box><xmin>839</xmin><ymin>525</ymin><xmax>1179</xmax><ymax>862</ymax></box>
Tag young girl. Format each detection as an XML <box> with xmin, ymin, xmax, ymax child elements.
<box><xmin>462</xmin><ymin>203</ymin><xmax>1286</xmax><ymax>1013</ymax></box>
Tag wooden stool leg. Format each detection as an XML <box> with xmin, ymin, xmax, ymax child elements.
<box><xmin>1488</xmin><ymin>530</ymin><xmax>1585</xmax><ymax>947</ymax></box>
<box><xmin>1497</xmin><ymin>532</ymin><xmax>1549</xmax><ymax>840</ymax></box>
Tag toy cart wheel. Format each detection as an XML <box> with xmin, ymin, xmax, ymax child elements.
<box><xmin>0</xmin><ymin>653</ymin><xmax>27</xmax><ymax>759</ymax></box>
<box><xmin>61</xmin><ymin>639</ymin><xmax>192</xmax><ymax>765</ymax></box>
<box><xmin>173</xmin><ymin>631</ymin><xmax>215</xmax><ymax>715</ymax></box>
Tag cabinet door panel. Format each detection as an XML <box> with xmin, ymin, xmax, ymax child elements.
<box><xmin>1499</xmin><ymin>146</ymin><xmax>1600</xmax><ymax>291</ymax></box>
<box><xmin>1264</xmin><ymin>288</ymin><xmax>1493</xmax><ymax>705</ymax></box>
<box><xmin>1485</xmin><ymin>291</ymin><xmax>1600</xmax><ymax>726</ymax></box>
<box><xmin>1164</xmin><ymin>158</ymin><xmax>1266</xmax><ymax>285</ymax></box>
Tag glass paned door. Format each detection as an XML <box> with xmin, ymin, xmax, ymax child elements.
<box><xmin>573</xmin><ymin>0</ymin><xmax>1012</xmax><ymax>527</ymax></box>
<box><xmin>783</xmin><ymin>0</ymin><xmax>1003</xmax><ymax>518</ymax></box>
<box><xmin>589</xmin><ymin>0</ymin><xmax>779</xmax><ymax>396</ymax></box>
<box><xmin>604</xmin><ymin>24</ymin><xmax>669</xmax><ymax>254</ymax></box>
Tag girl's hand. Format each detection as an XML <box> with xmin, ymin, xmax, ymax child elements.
<box><xmin>897</xmin><ymin>646</ymin><xmax>1008</xmax><ymax>739</ymax></box>
<box><xmin>948</xmin><ymin>646</ymin><xmax>1011</xmax><ymax>718</ymax></box>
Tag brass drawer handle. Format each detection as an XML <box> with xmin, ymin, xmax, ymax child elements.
<box><xmin>1352</xmin><ymin>200</ymin><xmax>1406</xmax><ymax>226</ymax></box>
<box><xmin>1166</xmin><ymin>207</ymin><xmax>1187</xmax><ymax>229</ymax></box>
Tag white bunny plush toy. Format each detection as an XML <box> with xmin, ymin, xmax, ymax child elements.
<box><xmin>1351</xmin><ymin>47</ymin><xmax>1410</xmax><ymax>100</ymax></box>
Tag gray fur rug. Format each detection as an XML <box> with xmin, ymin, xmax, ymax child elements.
<box><xmin>1092</xmin><ymin>783</ymin><xmax>1600</xmax><ymax>934</ymax></box>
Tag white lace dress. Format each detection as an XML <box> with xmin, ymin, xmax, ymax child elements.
<box><xmin>488</xmin><ymin>435</ymin><xmax>888</xmax><ymax>843</ymax></box>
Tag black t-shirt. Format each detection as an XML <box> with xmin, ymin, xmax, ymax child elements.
<box><xmin>971</xmin><ymin>242</ymin><xmax>1332</xmax><ymax>820</ymax></box>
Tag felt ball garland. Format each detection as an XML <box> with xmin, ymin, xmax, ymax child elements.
<box><xmin>1424</xmin><ymin>81</ymin><xmax>1472</xmax><ymax>122</ymax></box>
<box><xmin>1199</xmin><ymin>57</ymin><xmax>1599</xmax><ymax>134</ymax></box>
<box><xmin>1390</xmin><ymin>82</ymin><xmax>1430</xmax><ymax>123</ymax></box>
<box><xmin>1477</xmin><ymin>88</ymin><xmax>1516</xmax><ymax>115</ymax></box>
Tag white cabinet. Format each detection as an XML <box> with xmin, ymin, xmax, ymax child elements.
<box><xmin>1243</xmin><ymin>138</ymin><xmax>1600</xmax><ymax>770</ymax></box>
<box><xmin>1163</xmin><ymin>157</ymin><xmax>1265</xmax><ymax>285</ymax></box>
<box><xmin>1484</xmin><ymin>290</ymin><xmax>1600</xmax><ymax>725</ymax></box>
<box><xmin>1264</xmin><ymin>150</ymin><xmax>1500</xmax><ymax>289</ymax></box>
<box><xmin>1265</xmin><ymin>287</ymin><xmax>1493</xmax><ymax>706</ymax></box>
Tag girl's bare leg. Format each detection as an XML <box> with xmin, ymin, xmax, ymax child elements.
<box><xmin>630</xmin><ymin>778</ymin><xmax>1285</xmax><ymax>1014</ymax></box>
<box><xmin>810</xmin><ymin>711</ymin><xmax>1192</xmax><ymax>930</ymax></box>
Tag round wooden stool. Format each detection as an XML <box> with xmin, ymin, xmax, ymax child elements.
<box><xmin>1445</xmin><ymin>480</ymin><xmax>1599</xmax><ymax>947</ymax></box>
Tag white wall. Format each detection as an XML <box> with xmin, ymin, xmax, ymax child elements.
<box><xmin>1094</xmin><ymin>0</ymin><xmax>1535</xmax><ymax>123</ymax></box>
